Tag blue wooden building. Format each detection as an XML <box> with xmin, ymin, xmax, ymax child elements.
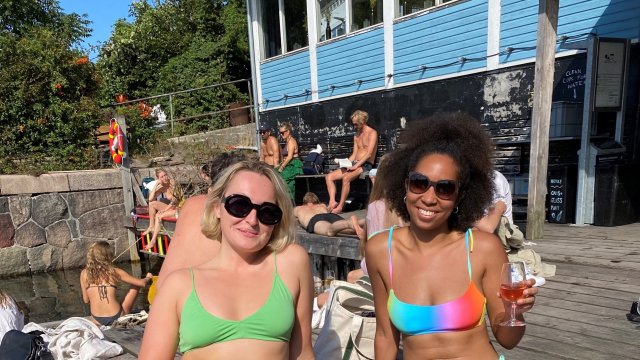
<box><xmin>245</xmin><ymin>0</ymin><xmax>640</xmax><ymax>226</ymax></box>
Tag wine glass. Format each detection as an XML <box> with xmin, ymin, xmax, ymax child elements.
<box><xmin>499</xmin><ymin>261</ymin><xmax>527</xmax><ymax>327</ymax></box>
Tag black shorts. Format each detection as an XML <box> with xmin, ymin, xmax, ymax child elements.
<box><xmin>306</xmin><ymin>213</ymin><xmax>344</xmax><ymax>233</ymax></box>
<box><xmin>362</xmin><ymin>162</ymin><xmax>373</xmax><ymax>172</ymax></box>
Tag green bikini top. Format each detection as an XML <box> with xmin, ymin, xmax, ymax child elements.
<box><xmin>178</xmin><ymin>253</ymin><xmax>295</xmax><ymax>353</ymax></box>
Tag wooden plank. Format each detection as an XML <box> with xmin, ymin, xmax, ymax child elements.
<box><xmin>117</xmin><ymin>115</ymin><xmax>140</xmax><ymax>262</ymax></box>
<box><xmin>526</xmin><ymin>0</ymin><xmax>559</xmax><ymax>240</ymax></box>
<box><xmin>103</xmin><ymin>327</ymin><xmax>181</xmax><ymax>359</ymax></box>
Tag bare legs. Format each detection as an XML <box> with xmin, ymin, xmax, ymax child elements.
<box><xmin>144</xmin><ymin>207</ymin><xmax>176</xmax><ymax>250</ymax></box>
<box><xmin>143</xmin><ymin>201</ymin><xmax>169</xmax><ymax>235</ymax></box>
<box><xmin>312</xmin><ymin>217</ymin><xmax>365</xmax><ymax>237</ymax></box>
<box><xmin>325</xmin><ymin>168</ymin><xmax>362</xmax><ymax>213</ymax></box>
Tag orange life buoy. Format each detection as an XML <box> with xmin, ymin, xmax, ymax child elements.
<box><xmin>108</xmin><ymin>119</ymin><xmax>126</xmax><ymax>164</ymax></box>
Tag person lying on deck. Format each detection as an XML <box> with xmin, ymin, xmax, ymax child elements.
<box><xmin>143</xmin><ymin>168</ymin><xmax>185</xmax><ymax>251</ymax></box>
<box><xmin>80</xmin><ymin>241</ymin><xmax>152</xmax><ymax>327</ymax></box>
<box><xmin>294</xmin><ymin>192</ymin><xmax>364</xmax><ymax>237</ymax></box>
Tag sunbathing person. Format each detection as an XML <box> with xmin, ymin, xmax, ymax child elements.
<box><xmin>142</xmin><ymin>168</ymin><xmax>177</xmax><ymax>237</ymax></box>
<box><xmin>143</xmin><ymin>170</ymin><xmax>184</xmax><ymax>251</ymax></box>
<box><xmin>80</xmin><ymin>241</ymin><xmax>152</xmax><ymax>327</ymax></box>
<box><xmin>294</xmin><ymin>192</ymin><xmax>364</xmax><ymax>236</ymax></box>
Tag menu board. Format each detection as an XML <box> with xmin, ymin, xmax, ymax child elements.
<box><xmin>595</xmin><ymin>40</ymin><xmax>627</xmax><ymax>109</ymax></box>
<box><xmin>548</xmin><ymin>176</ymin><xmax>566</xmax><ymax>223</ymax></box>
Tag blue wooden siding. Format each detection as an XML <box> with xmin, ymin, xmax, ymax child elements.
<box><xmin>260</xmin><ymin>50</ymin><xmax>311</xmax><ymax>108</ymax></box>
<box><xmin>316</xmin><ymin>27</ymin><xmax>385</xmax><ymax>98</ymax></box>
<box><xmin>501</xmin><ymin>0</ymin><xmax>640</xmax><ymax>64</ymax></box>
<box><xmin>393</xmin><ymin>0</ymin><xmax>488</xmax><ymax>85</ymax></box>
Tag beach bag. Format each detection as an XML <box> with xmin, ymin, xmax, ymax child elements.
<box><xmin>313</xmin><ymin>280</ymin><xmax>375</xmax><ymax>360</ymax></box>
<box><xmin>303</xmin><ymin>152</ymin><xmax>325</xmax><ymax>175</ymax></box>
<box><xmin>0</xmin><ymin>330</ymin><xmax>54</xmax><ymax>360</ymax></box>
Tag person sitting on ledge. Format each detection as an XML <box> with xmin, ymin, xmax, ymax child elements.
<box><xmin>294</xmin><ymin>192</ymin><xmax>364</xmax><ymax>237</ymax></box>
<box><xmin>325</xmin><ymin>110</ymin><xmax>378</xmax><ymax>214</ymax></box>
<box><xmin>142</xmin><ymin>168</ymin><xmax>185</xmax><ymax>251</ymax></box>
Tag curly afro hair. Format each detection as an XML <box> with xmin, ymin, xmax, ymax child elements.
<box><xmin>386</xmin><ymin>112</ymin><xmax>495</xmax><ymax>231</ymax></box>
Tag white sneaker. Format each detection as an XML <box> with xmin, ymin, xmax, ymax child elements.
<box><xmin>525</xmin><ymin>266</ymin><xmax>546</xmax><ymax>287</ymax></box>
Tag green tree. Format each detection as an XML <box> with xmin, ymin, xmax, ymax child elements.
<box><xmin>0</xmin><ymin>0</ymin><xmax>101</xmax><ymax>174</ymax></box>
<box><xmin>97</xmin><ymin>0</ymin><xmax>250</xmax><ymax>148</ymax></box>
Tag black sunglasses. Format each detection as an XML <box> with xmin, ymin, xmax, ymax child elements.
<box><xmin>406</xmin><ymin>172</ymin><xmax>458</xmax><ymax>200</ymax></box>
<box><xmin>279</xmin><ymin>130</ymin><xmax>288</xmax><ymax>135</ymax></box>
<box><xmin>222</xmin><ymin>194</ymin><xmax>282</xmax><ymax>225</ymax></box>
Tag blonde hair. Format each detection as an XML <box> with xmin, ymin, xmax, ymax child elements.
<box><xmin>0</xmin><ymin>289</ymin><xmax>16</xmax><ymax>308</ymax></box>
<box><xmin>201</xmin><ymin>161</ymin><xmax>295</xmax><ymax>252</ymax></box>
<box><xmin>85</xmin><ymin>241</ymin><xmax>119</xmax><ymax>285</ymax></box>
<box><xmin>351</xmin><ymin>110</ymin><xmax>369</xmax><ymax>124</ymax></box>
<box><xmin>303</xmin><ymin>192</ymin><xmax>320</xmax><ymax>204</ymax></box>
<box><xmin>279</xmin><ymin>122</ymin><xmax>293</xmax><ymax>132</ymax></box>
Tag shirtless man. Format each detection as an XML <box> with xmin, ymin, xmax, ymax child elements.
<box><xmin>325</xmin><ymin>110</ymin><xmax>378</xmax><ymax>213</ymax></box>
<box><xmin>294</xmin><ymin>192</ymin><xmax>364</xmax><ymax>236</ymax></box>
<box><xmin>258</xmin><ymin>123</ymin><xmax>280</xmax><ymax>167</ymax></box>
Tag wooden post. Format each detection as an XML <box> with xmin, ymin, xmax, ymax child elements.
<box><xmin>117</xmin><ymin>115</ymin><xmax>141</xmax><ymax>262</ymax></box>
<box><xmin>526</xmin><ymin>0</ymin><xmax>559</xmax><ymax>240</ymax></box>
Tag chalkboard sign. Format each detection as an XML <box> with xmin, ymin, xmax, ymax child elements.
<box><xmin>547</xmin><ymin>166</ymin><xmax>577</xmax><ymax>224</ymax></box>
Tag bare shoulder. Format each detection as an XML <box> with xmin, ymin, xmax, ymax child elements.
<box><xmin>365</xmin><ymin>228</ymin><xmax>391</xmax><ymax>261</ymax></box>
<box><xmin>181</xmin><ymin>194</ymin><xmax>207</xmax><ymax>212</ymax></box>
<box><xmin>277</xmin><ymin>243</ymin><xmax>309</xmax><ymax>264</ymax></box>
<box><xmin>470</xmin><ymin>229</ymin><xmax>508</xmax><ymax>260</ymax></box>
<box><xmin>162</xmin><ymin>267</ymin><xmax>193</xmax><ymax>291</ymax></box>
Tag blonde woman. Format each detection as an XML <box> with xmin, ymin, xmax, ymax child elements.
<box><xmin>143</xmin><ymin>168</ymin><xmax>184</xmax><ymax>250</ymax></box>
<box><xmin>277</xmin><ymin>122</ymin><xmax>304</xmax><ymax>199</ymax></box>
<box><xmin>80</xmin><ymin>241</ymin><xmax>152</xmax><ymax>326</ymax></box>
<box><xmin>140</xmin><ymin>161</ymin><xmax>315</xmax><ymax>359</ymax></box>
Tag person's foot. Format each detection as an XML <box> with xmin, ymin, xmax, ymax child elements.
<box><xmin>351</xmin><ymin>215</ymin><xmax>365</xmax><ymax>240</ymax></box>
<box><xmin>327</xmin><ymin>201</ymin><xmax>338</xmax><ymax>212</ymax></box>
<box><xmin>331</xmin><ymin>205</ymin><xmax>343</xmax><ymax>214</ymax></box>
<box><xmin>143</xmin><ymin>239</ymin><xmax>157</xmax><ymax>251</ymax></box>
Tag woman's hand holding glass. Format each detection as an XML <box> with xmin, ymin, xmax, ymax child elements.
<box><xmin>498</xmin><ymin>262</ymin><xmax>538</xmax><ymax>327</ymax></box>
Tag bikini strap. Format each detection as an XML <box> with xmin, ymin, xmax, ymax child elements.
<box><xmin>465</xmin><ymin>229</ymin><xmax>474</xmax><ymax>280</ymax></box>
<box><xmin>387</xmin><ymin>226</ymin><xmax>395</xmax><ymax>288</ymax></box>
<box><xmin>273</xmin><ymin>251</ymin><xmax>278</xmax><ymax>274</ymax></box>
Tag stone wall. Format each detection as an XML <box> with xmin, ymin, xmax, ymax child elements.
<box><xmin>0</xmin><ymin>169</ymin><xmax>132</xmax><ymax>277</ymax></box>
<box><xmin>168</xmin><ymin>122</ymin><xmax>257</xmax><ymax>148</ymax></box>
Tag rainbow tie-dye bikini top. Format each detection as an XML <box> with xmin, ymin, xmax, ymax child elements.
<box><xmin>387</xmin><ymin>227</ymin><xmax>487</xmax><ymax>335</ymax></box>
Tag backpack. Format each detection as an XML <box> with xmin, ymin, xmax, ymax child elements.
<box><xmin>303</xmin><ymin>152</ymin><xmax>325</xmax><ymax>175</ymax></box>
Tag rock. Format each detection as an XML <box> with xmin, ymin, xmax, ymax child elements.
<box><xmin>0</xmin><ymin>246</ymin><xmax>30</xmax><ymax>277</ymax></box>
<box><xmin>68</xmin><ymin>219</ymin><xmax>79</xmax><ymax>238</ymax></box>
<box><xmin>0</xmin><ymin>213</ymin><xmax>15</xmax><ymax>248</ymax></box>
<box><xmin>45</xmin><ymin>221</ymin><xmax>72</xmax><ymax>248</ymax></box>
<box><xmin>27</xmin><ymin>244</ymin><xmax>64</xmax><ymax>273</ymax></box>
<box><xmin>62</xmin><ymin>239</ymin><xmax>93</xmax><ymax>269</ymax></box>
<box><xmin>32</xmin><ymin>193</ymin><xmax>68</xmax><ymax>227</ymax></box>
<box><xmin>67</xmin><ymin>189</ymin><xmax>123</xmax><ymax>218</ymax></box>
<box><xmin>78</xmin><ymin>204</ymin><xmax>127</xmax><ymax>239</ymax></box>
<box><xmin>14</xmin><ymin>221</ymin><xmax>46</xmax><ymax>248</ymax></box>
<box><xmin>67</xmin><ymin>169</ymin><xmax>121</xmax><ymax>191</ymax></box>
<box><xmin>0</xmin><ymin>197</ymin><xmax>8</xmax><ymax>213</ymax></box>
<box><xmin>113</xmin><ymin>235</ymin><xmax>133</xmax><ymax>262</ymax></box>
<box><xmin>9</xmin><ymin>195</ymin><xmax>31</xmax><ymax>227</ymax></box>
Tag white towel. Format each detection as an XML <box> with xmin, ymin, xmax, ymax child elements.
<box><xmin>23</xmin><ymin>317</ymin><xmax>122</xmax><ymax>360</ymax></box>
<box><xmin>309</xmin><ymin>144</ymin><xmax>323</xmax><ymax>154</ymax></box>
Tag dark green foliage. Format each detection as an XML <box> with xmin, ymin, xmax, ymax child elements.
<box><xmin>0</xmin><ymin>0</ymin><xmax>101</xmax><ymax>174</ymax></box>
<box><xmin>98</xmin><ymin>0</ymin><xmax>250</xmax><ymax>150</ymax></box>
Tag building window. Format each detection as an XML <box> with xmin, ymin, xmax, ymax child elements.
<box><xmin>284</xmin><ymin>0</ymin><xmax>309</xmax><ymax>51</ymax></box>
<box><xmin>260</xmin><ymin>0</ymin><xmax>308</xmax><ymax>60</ymax></box>
<box><xmin>397</xmin><ymin>0</ymin><xmax>455</xmax><ymax>17</ymax></box>
<box><xmin>318</xmin><ymin>0</ymin><xmax>384</xmax><ymax>42</ymax></box>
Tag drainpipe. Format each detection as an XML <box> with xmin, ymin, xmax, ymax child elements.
<box><xmin>245</xmin><ymin>0</ymin><xmax>261</xmax><ymax>152</ymax></box>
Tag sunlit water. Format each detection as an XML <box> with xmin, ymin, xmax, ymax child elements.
<box><xmin>0</xmin><ymin>257</ymin><xmax>164</xmax><ymax>324</ymax></box>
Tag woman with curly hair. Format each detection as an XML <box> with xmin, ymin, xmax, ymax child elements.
<box><xmin>80</xmin><ymin>241</ymin><xmax>152</xmax><ymax>326</ymax></box>
<box><xmin>365</xmin><ymin>113</ymin><xmax>538</xmax><ymax>359</ymax></box>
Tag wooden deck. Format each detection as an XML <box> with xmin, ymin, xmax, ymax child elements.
<box><xmin>494</xmin><ymin>223</ymin><xmax>640</xmax><ymax>360</ymax></box>
<box><xmin>92</xmin><ymin>221</ymin><xmax>640</xmax><ymax>359</ymax></box>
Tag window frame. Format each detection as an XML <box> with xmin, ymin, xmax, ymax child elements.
<box><xmin>316</xmin><ymin>0</ymin><xmax>384</xmax><ymax>43</ymax></box>
<box><xmin>258</xmin><ymin>0</ymin><xmax>310</xmax><ymax>61</ymax></box>
<box><xmin>394</xmin><ymin>0</ymin><xmax>463</xmax><ymax>20</ymax></box>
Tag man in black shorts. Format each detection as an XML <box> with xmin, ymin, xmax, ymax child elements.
<box><xmin>294</xmin><ymin>192</ymin><xmax>365</xmax><ymax>236</ymax></box>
